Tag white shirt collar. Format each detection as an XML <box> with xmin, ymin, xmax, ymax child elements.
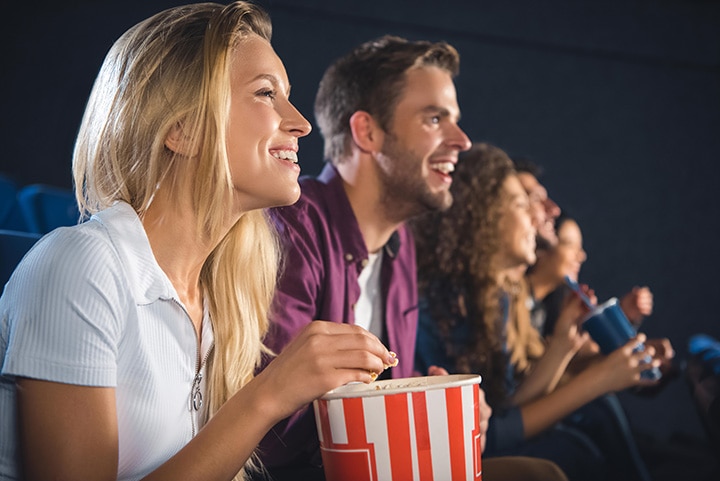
<box><xmin>92</xmin><ymin>201</ymin><xmax>178</xmax><ymax>305</ymax></box>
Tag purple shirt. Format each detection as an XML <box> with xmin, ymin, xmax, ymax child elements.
<box><xmin>260</xmin><ymin>164</ymin><xmax>419</xmax><ymax>470</ymax></box>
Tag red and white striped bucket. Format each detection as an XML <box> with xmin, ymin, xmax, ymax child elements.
<box><xmin>313</xmin><ymin>374</ymin><xmax>483</xmax><ymax>481</ymax></box>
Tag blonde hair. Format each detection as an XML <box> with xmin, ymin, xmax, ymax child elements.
<box><xmin>72</xmin><ymin>2</ymin><xmax>275</xmax><ymax>478</ymax></box>
<box><xmin>503</xmin><ymin>277</ymin><xmax>545</xmax><ymax>374</ymax></box>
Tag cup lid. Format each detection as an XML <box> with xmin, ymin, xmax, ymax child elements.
<box><xmin>581</xmin><ymin>296</ymin><xmax>619</xmax><ymax>323</ymax></box>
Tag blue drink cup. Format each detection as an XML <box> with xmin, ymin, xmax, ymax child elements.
<box><xmin>582</xmin><ymin>297</ymin><xmax>662</xmax><ymax>381</ymax></box>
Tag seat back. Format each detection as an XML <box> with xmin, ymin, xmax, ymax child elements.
<box><xmin>0</xmin><ymin>174</ymin><xmax>28</xmax><ymax>231</ymax></box>
<box><xmin>687</xmin><ymin>334</ymin><xmax>720</xmax><ymax>457</ymax></box>
<box><xmin>17</xmin><ymin>184</ymin><xmax>80</xmax><ymax>234</ymax></box>
<box><xmin>0</xmin><ymin>229</ymin><xmax>42</xmax><ymax>288</ymax></box>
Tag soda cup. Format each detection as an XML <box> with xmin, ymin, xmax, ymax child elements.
<box><xmin>582</xmin><ymin>297</ymin><xmax>661</xmax><ymax>381</ymax></box>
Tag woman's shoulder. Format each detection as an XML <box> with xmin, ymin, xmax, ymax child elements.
<box><xmin>7</xmin><ymin>204</ymin><xmax>144</xmax><ymax>292</ymax></box>
<box><xmin>27</xmin><ymin>218</ymin><xmax>120</xmax><ymax>268</ymax></box>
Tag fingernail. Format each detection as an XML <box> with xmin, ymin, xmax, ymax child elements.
<box><xmin>384</xmin><ymin>351</ymin><xmax>399</xmax><ymax>369</ymax></box>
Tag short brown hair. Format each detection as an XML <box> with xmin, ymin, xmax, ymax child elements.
<box><xmin>314</xmin><ymin>35</ymin><xmax>460</xmax><ymax>164</ymax></box>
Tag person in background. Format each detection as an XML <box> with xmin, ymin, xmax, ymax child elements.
<box><xmin>514</xmin><ymin>160</ymin><xmax>674</xmax><ymax>380</ymax></box>
<box><xmin>513</xmin><ymin>158</ymin><xmax>654</xmax><ymax>334</ymax></box>
<box><xmin>513</xmin><ymin>157</ymin><xmax>561</xmax><ymax>250</ymax></box>
<box><xmin>413</xmin><ymin>142</ymin><xmax>662</xmax><ymax>481</ymax></box>
<box><xmin>529</xmin><ymin>214</ymin><xmax>651</xmax><ymax>334</ymax></box>
<box><xmin>0</xmin><ymin>3</ymin><xmax>397</xmax><ymax>480</ymax></box>
<box><xmin>529</xmin><ymin>212</ymin><xmax>676</xmax><ymax>381</ymax></box>
<box><xmin>516</xmin><ymin>159</ymin><xmax>675</xmax><ymax>480</ymax></box>
<box><xmin>528</xmin><ymin>213</ymin><xmax>664</xmax><ymax>480</ymax></box>
<box><xmin>256</xmin><ymin>36</ymin><xmax>567</xmax><ymax>481</ymax></box>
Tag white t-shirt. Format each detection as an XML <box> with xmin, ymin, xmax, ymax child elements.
<box><xmin>354</xmin><ymin>251</ymin><xmax>384</xmax><ymax>339</ymax></box>
<box><xmin>0</xmin><ymin>201</ymin><xmax>214</xmax><ymax>480</ymax></box>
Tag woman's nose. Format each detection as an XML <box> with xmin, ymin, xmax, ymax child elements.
<box><xmin>282</xmin><ymin>100</ymin><xmax>312</xmax><ymax>138</ymax></box>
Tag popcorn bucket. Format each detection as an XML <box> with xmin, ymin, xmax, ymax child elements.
<box><xmin>313</xmin><ymin>374</ymin><xmax>483</xmax><ymax>481</ymax></box>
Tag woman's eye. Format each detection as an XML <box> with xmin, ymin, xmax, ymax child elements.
<box><xmin>258</xmin><ymin>89</ymin><xmax>276</xmax><ymax>100</ymax></box>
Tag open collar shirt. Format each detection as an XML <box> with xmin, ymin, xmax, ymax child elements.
<box><xmin>0</xmin><ymin>202</ymin><xmax>213</xmax><ymax>480</ymax></box>
<box><xmin>261</xmin><ymin>163</ymin><xmax>419</xmax><ymax>469</ymax></box>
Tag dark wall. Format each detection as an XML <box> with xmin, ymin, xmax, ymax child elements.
<box><xmin>2</xmin><ymin>0</ymin><xmax>719</xmax><ymax>443</ymax></box>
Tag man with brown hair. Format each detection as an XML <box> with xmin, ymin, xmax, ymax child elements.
<box><xmin>256</xmin><ymin>35</ymin><xmax>568</xmax><ymax>481</ymax></box>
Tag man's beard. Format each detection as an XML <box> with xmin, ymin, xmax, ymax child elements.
<box><xmin>376</xmin><ymin>133</ymin><xmax>452</xmax><ymax>223</ymax></box>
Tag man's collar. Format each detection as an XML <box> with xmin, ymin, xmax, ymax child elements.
<box><xmin>317</xmin><ymin>163</ymin><xmax>402</xmax><ymax>261</ymax></box>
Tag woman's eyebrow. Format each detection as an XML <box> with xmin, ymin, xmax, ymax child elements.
<box><xmin>250</xmin><ymin>73</ymin><xmax>291</xmax><ymax>94</ymax></box>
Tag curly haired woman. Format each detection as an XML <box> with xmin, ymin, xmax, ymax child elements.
<box><xmin>412</xmin><ymin>142</ymin><xmax>661</xmax><ymax>481</ymax></box>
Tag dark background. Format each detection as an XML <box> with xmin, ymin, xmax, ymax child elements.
<box><xmin>2</xmin><ymin>0</ymin><xmax>719</xmax><ymax>461</ymax></box>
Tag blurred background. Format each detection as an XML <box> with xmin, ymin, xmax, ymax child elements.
<box><xmin>2</xmin><ymin>0</ymin><xmax>719</xmax><ymax>477</ymax></box>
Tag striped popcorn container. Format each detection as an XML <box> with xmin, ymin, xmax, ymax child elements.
<box><xmin>313</xmin><ymin>374</ymin><xmax>483</xmax><ymax>481</ymax></box>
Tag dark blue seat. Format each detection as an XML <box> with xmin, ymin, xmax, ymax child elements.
<box><xmin>687</xmin><ymin>333</ymin><xmax>720</xmax><ymax>457</ymax></box>
<box><xmin>0</xmin><ymin>174</ymin><xmax>28</xmax><ymax>231</ymax></box>
<box><xmin>17</xmin><ymin>184</ymin><xmax>80</xmax><ymax>234</ymax></box>
<box><xmin>0</xmin><ymin>229</ymin><xmax>42</xmax><ymax>289</ymax></box>
<box><xmin>689</xmin><ymin>334</ymin><xmax>720</xmax><ymax>377</ymax></box>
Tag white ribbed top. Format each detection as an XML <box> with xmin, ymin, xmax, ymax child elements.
<box><xmin>0</xmin><ymin>202</ymin><xmax>213</xmax><ymax>480</ymax></box>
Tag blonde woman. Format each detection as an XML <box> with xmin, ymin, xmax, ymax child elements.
<box><xmin>0</xmin><ymin>3</ymin><xmax>395</xmax><ymax>480</ymax></box>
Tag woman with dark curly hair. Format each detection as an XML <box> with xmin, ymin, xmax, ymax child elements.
<box><xmin>411</xmin><ymin>142</ymin><xmax>661</xmax><ymax>481</ymax></box>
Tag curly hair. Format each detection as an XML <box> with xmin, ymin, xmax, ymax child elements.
<box><xmin>412</xmin><ymin>142</ymin><xmax>542</xmax><ymax>407</ymax></box>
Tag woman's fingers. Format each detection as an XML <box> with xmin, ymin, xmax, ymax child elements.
<box><xmin>622</xmin><ymin>333</ymin><xmax>662</xmax><ymax>382</ymax></box>
<box><xmin>253</xmin><ymin>321</ymin><xmax>399</xmax><ymax>420</ymax></box>
<box><xmin>301</xmin><ymin>321</ymin><xmax>397</xmax><ymax>368</ymax></box>
<box><xmin>597</xmin><ymin>333</ymin><xmax>660</xmax><ymax>392</ymax></box>
<box><xmin>428</xmin><ymin>365</ymin><xmax>449</xmax><ymax>376</ymax></box>
<box><xmin>478</xmin><ymin>387</ymin><xmax>491</xmax><ymax>452</ymax></box>
<box><xmin>646</xmin><ymin>337</ymin><xmax>674</xmax><ymax>360</ymax></box>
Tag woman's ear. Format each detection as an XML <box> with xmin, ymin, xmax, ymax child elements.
<box><xmin>349</xmin><ymin>111</ymin><xmax>383</xmax><ymax>154</ymax></box>
<box><xmin>164</xmin><ymin>122</ymin><xmax>197</xmax><ymax>156</ymax></box>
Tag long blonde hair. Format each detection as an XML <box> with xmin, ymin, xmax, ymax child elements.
<box><xmin>72</xmin><ymin>2</ymin><xmax>276</xmax><ymax>478</ymax></box>
<box><xmin>503</xmin><ymin>277</ymin><xmax>544</xmax><ymax>374</ymax></box>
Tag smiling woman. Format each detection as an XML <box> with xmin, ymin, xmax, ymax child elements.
<box><xmin>411</xmin><ymin>142</ymin><xmax>662</xmax><ymax>481</ymax></box>
<box><xmin>530</xmin><ymin>215</ymin><xmax>587</xmax><ymax>295</ymax></box>
<box><xmin>0</xmin><ymin>2</ymin><xmax>395</xmax><ymax>481</ymax></box>
<box><xmin>226</xmin><ymin>34</ymin><xmax>310</xmax><ymax>211</ymax></box>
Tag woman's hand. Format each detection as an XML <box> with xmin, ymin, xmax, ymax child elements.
<box><xmin>590</xmin><ymin>333</ymin><xmax>661</xmax><ymax>393</ymax></box>
<box><xmin>477</xmin><ymin>386</ymin><xmax>492</xmax><ymax>452</ymax></box>
<box><xmin>253</xmin><ymin>321</ymin><xmax>397</xmax><ymax>422</ymax></box>
<box><xmin>427</xmin><ymin>365</ymin><xmax>491</xmax><ymax>452</ymax></box>
<box><xmin>644</xmin><ymin>337</ymin><xmax>676</xmax><ymax>378</ymax></box>
<box><xmin>645</xmin><ymin>337</ymin><xmax>674</xmax><ymax>363</ymax></box>
<box><xmin>549</xmin><ymin>292</ymin><xmax>591</xmax><ymax>355</ymax></box>
<box><xmin>427</xmin><ymin>365</ymin><xmax>449</xmax><ymax>376</ymax></box>
<box><xmin>633</xmin><ymin>337</ymin><xmax>678</xmax><ymax>396</ymax></box>
<box><xmin>620</xmin><ymin>286</ymin><xmax>653</xmax><ymax>326</ymax></box>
